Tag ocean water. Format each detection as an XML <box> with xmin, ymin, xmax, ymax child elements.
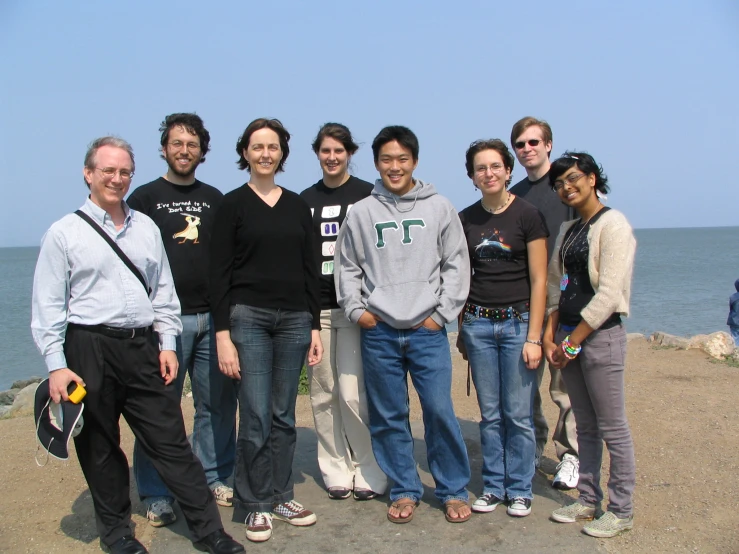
<box><xmin>1</xmin><ymin>226</ymin><xmax>737</xmax><ymax>390</ymax></box>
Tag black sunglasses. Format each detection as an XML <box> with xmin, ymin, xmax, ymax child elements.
<box><xmin>514</xmin><ymin>139</ymin><xmax>542</xmax><ymax>149</ymax></box>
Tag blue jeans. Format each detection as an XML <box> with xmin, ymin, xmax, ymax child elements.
<box><xmin>360</xmin><ymin>322</ymin><xmax>470</xmax><ymax>504</ymax></box>
<box><xmin>730</xmin><ymin>325</ymin><xmax>739</xmax><ymax>346</ymax></box>
<box><xmin>459</xmin><ymin>313</ymin><xmax>536</xmax><ymax>500</ymax></box>
<box><xmin>134</xmin><ymin>313</ymin><xmax>238</xmax><ymax>500</ymax></box>
<box><xmin>228</xmin><ymin>305</ymin><xmax>312</xmax><ymax>520</ymax></box>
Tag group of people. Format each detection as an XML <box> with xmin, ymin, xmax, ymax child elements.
<box><xmin>30</xmin><ymin>113</ymin><xmax>637</xmax><ymax>553</ymax></box>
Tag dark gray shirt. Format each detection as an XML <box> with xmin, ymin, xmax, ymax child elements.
<box><xmin>510</xmin><ymin>171</ymin><xmax>574</xmax><ymax>260</ymax></box>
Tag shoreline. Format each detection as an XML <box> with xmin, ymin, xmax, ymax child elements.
<box><xmin>1</xmin><ymin>335</ymin><xmax>738</xmax><ymax>552</ymax></box>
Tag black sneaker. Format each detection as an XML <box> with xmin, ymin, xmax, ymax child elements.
<box><xmin>471</xmin><ymin>493</ymin><xmax>504</xmax><ymax>513</ymax></box>
<box><xmin>327</xmin><ymin>487</ymin><xmax>351</xmax><ymax>500</ymax></box>
<box><xmin>507</xmin><ymin>497</ymin><xmax>532</xmax><ymax>517</ymax></box>
<box><xmin>353</xmin><ymin>489</ymin><xmax>379</xmax><ymax>501</ymax></box>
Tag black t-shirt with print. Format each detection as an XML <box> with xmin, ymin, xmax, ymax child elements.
<box><xmin>558</xmin><ymin>206</ymin><xmax>620</xmax><ymax>328</ymax></box>
<box><xmin>127</xmin><ymin>177</ymin><xmax>223</xmax><ymax>315</ymax></box>
<box><xmin>459</xmin><ymin>196</ymin><xmax>549</xmax><ymax>307</ymax></box>
<box><xmin>300</xmin><ymin>176</ymin><xmax>373</xmax><ymax>309</ymax></box>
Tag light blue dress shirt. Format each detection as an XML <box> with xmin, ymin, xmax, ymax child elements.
<box><xmin>31</xmin><ymin>198</ymin><xmax>183</xmax><ymax>372</ymax></box>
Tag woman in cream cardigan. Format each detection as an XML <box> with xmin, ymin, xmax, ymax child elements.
<box><xmin>542</xmin><ymin>152</ymin><xmax>637</xmax><ymax>539</ymax></box>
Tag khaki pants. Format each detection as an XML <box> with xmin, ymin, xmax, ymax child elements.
<box><xmin>533</xmin><ymin>357</ymin><xmax>579</xmax><ymax>460</ymax></box>
<box><xmin>309</xmin><ymin>310</ymin><xmax>387</xmax><ymax>492</ymax></box>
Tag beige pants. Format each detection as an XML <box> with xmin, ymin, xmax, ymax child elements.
<box><xmin>309</xmin><ymin>310</ymin><xmax>387</xmax><ymax>492</ymax></box>
<box><xmin>533</xmin><ymin>358</ymin><xmax>579</xmax><ymax>460</ymax></box>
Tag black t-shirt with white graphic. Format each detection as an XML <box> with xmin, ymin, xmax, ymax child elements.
<box><xmin>127</xmin><ymin>177</ymin><xmax>223</xmax><ymax>315</ymax></box>
<box><xmin>459</xmin><ymin>196</ymin><xmax>549</xmax><ymax>307</ymax></box>
<box><xmin>300</xmin><ymin>176</ymin><xmax>373</xmax><ymax>309</ymax></box>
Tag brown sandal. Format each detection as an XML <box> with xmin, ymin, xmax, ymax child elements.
<box><xmin>387</xmin><ymin>498</ymin><xmax>419</xmax><ymax>524</ymax></box>
<box><xmin>444</xmin><ymin>499</ymin><xmax>472</xmax><ymax>523</ymax></box>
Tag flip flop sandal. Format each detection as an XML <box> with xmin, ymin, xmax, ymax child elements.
<box><xmin>444</xmin><ymin>499</ymin><xmax>472</xmax><ymax>523</ymax></box>
<box><xmin>387</xmin><ymin>498</ymin><xmax>419</xmax><ymax>524</ymax></box>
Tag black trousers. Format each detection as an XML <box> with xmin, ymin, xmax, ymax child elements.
<box><xmin>65</xmin><ymin>326</ymin><xmax>222</xmax><ymax>546</ymax></box>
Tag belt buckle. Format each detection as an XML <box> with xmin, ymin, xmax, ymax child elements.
<box><xmin>130</xmin><ymin>328</ymin><xmax>136</xmax><ymax>339</ymax></box>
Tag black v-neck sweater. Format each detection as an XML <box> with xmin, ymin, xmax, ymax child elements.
<box><xmin>209</xmin><ymin>184</ymin><xmax>320</xmax><ymax>331</ymax></box>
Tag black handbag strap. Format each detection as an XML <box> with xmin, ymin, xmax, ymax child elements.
<box><xmin>74</xmin><ymin>210</ymin><xmax>151</xmax><ymax>295</ymax></box>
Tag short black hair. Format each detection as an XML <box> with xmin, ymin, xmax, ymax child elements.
<box><xmin>371</xmin><ymin>125</ymin><xmax>419</xmax><ymax>163</ymax></box>
<box><xmin>549</xmin><ymin>151</ymin><xmax>610</xmax><ymax>195</ymax></box>
<box><xmin>235</xmin><ymin>118</ymin><xmax>291</xmax><ymax>172</ymax></box>
<box><xmin>159</xmin><ymin>113</ymin><xmax>211</xmax><ymax>163</ymax></box>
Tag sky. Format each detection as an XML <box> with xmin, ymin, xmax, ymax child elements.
<box><xmin>1</xmin><ymin>0</ymin><xmax>737</xmax><ymax>247</ymax></box>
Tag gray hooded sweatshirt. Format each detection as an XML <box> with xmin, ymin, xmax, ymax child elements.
<box><xmin>334</xmin><ymin>178</ymin><xmax>470</xmax><ymax>329</ymax></box>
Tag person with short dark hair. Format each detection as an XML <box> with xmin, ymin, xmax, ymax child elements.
<box><xmin>127</xmin><ymin>113</ymin><xmax>238</xmax><ymax>527</ymax></box>
<box><xmin>300</xmin><ymin>123</ymin><xmax>387</xmax><ymax>501</ymax></box>
<box><xmin>31</xmin><ymin>136</ymin><xmax>244</xmax><ymax>554</ymax></box>
<box><xmin>210</xmin><ymin>118</ymin><xmax>322</xmax><ymax>543</ymax></box>
<box><xmin>545</xmin><ymin>152</ymin><xmax>637</xmax><ymax>538</ymax></box>
<box><xmin>509</xmin><ymin>116</ymin><xmax>580</xmax><ymax>491</ymax></box>
<box><xmin>335</xmin><ymin>125</ymin><xmax>472</xmax><ymax>524</ymax></box>
<box><xmin>459</xmin><ymin>139</ymin><xmax>549</xmax><ymax>518</ymax></box>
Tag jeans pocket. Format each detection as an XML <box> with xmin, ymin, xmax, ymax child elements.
<box><xmin>461</xmin><ymin>312</ymin><xmax>476</xmax><ymax>326</ymax></box>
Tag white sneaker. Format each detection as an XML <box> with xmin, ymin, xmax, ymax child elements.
<box><xmin>583</xmin><ymin>511</ymin><xmax>634</xmax><ymax>538</ymax></box>
<box><xmin>211</xmin><ymin>483</ymin><xmax>233</xmax><ymax>507</ymax></box>
<box><xmin>552</xmin><ymin>453</ymin><xmax>579</xmax><ymax>490</ymax></box>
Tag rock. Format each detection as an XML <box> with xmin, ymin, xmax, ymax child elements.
<box><xmin>11</xmin><ymin>377</ymin><xmax>44</xmax><ymax>390</ymax></box>
<box><xmin>0</xmin><ymin>389</ymin><xmax>18</xmax><ymax>406</ymax></box>
<box><xmin>650</xmin><ymin>332</ymin><xmax>691</xmax><ymax>349</ymax></box>
<box><xmin>688</xmin><ymin>332</ymin><xmax>736</xmax><ymax>360</ymax></box>
<box><xmin>0</xmin><ymin>405</ymin><xmax>10</xmax><ymax>419</ymax></box>
<box><xmin>7</xmin><ymin>383</ymin><xmax>38</xmax><ymax>417</ymax></box>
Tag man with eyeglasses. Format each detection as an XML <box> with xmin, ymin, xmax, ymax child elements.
<box><xmin>127</xmin><ymin>113</ymin><xmax>238</xmax><ymax>528</ymax></box>
<box><xmin>31</xmin><ymin>136</ymin><xmax>244</xmax><ymax>554</ymax></box>
<box><xmin>509</xmin><ymin>117</ymin><xmax>580</xmax><ymax>491</ymax></box>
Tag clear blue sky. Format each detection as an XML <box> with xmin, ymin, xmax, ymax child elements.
<box><xmin>1</xmin><ymin>0</ymin><xmax>737</xmax><ymax>247</ymax></box>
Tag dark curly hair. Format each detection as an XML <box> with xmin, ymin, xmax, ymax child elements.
<box><xmin>159</xmin><ymin>113</ymin><xmax>211</xmax><ymax>163</ymax></box>
<box><xmin>311</xmin><ymin>122</ymin><xmax>359</xmax><ymax>155</ymax></box>
<box><xmin>465</xmin><ymin>139</ymin><xmax>515</xmax><ymax>186</ymax></box>
<box><xmin>549</xmin><ymin>151</ymin><xmax>610</xmax><ymax>195</ymax></box>
<box><xmin>235</xmin><ymin>118</ymin><xmax>290</xmax><ymax>172</ymax></box>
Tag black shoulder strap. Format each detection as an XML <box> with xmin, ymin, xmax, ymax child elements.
<box><xmin>74</xmin><ymin>210</ymin><xmax>151</xmax><ymax>295</ymax></box>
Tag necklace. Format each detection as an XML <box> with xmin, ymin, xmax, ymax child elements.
<box><xmin>559</xmin><ymin>205</ymin><xmax>603</xmax><ymax>291</ymax></box>
<box><xmin>481</xmin><ymin>192</ymin><xmax>511</xmax><ymax>214</ymax></box>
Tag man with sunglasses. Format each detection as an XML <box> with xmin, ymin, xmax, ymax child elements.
<box><xmin>127</xmin><ymin>113</ymin><xmax>237</xmax><ymax>528</ymax></box>
<box><xmin>509</xmin><ymin>117</ymin><xmax>579</xmax><ymax>491</ymax></box>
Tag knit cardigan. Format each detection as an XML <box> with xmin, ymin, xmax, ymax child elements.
<box><xmin>547</xmin><ymin>208</ymin><xmax>636</xmax><ymax>329</ymax></box>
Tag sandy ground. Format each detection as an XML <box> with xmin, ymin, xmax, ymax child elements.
<box><xmin>0</xmin><ymin>336</ymin><xmax>737</xmax><ymax>553</ymax></box>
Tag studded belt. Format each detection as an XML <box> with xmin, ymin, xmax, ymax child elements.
<box><xmin>464</xmin><ymin>301</ymin><xmax>530</xmax><ymax>321</ymax></box>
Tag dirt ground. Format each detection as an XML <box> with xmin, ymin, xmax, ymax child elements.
<box><xmin>0</xmin><ymin>336</ymin><xmax>737</xmax><ymax>553</ymax></box>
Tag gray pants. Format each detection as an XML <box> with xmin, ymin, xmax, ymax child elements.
<box><xmin>556</xmin><ymin>324</ymin><xmax>635</xmax><ymax>518</ymax></box>
<box><xmin>533</xmin><ymin>358</ymin><xmax>578</xmax><ymax>460</ymax></box>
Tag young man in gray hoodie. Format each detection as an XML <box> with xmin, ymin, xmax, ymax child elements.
<box><xmin>334</xmin><ymin>126</ymin><xmax>472</xmax><ymax>524</ymax></box>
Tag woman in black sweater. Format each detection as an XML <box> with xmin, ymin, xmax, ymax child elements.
<box><xmin>210</xmin><ymin>118</ymin><xmax>322</xmax><ymax>543</ymax></box>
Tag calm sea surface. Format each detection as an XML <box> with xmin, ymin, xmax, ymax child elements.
<box><xmin>1</xmin><ymin>226</ymin><xmax>737</xmax><ymax>390</ymax></box>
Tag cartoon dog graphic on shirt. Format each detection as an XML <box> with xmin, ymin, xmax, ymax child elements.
<box><xmin>173</xmin><ymin>213</ymin><xmax>201</xmax><ymax>244</ymax></box>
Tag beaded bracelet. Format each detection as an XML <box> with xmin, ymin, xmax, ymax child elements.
<box><xmin>561</xmin><ymin>335</ymin><xmax>582</xmax><ymax>360</ymax></box>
